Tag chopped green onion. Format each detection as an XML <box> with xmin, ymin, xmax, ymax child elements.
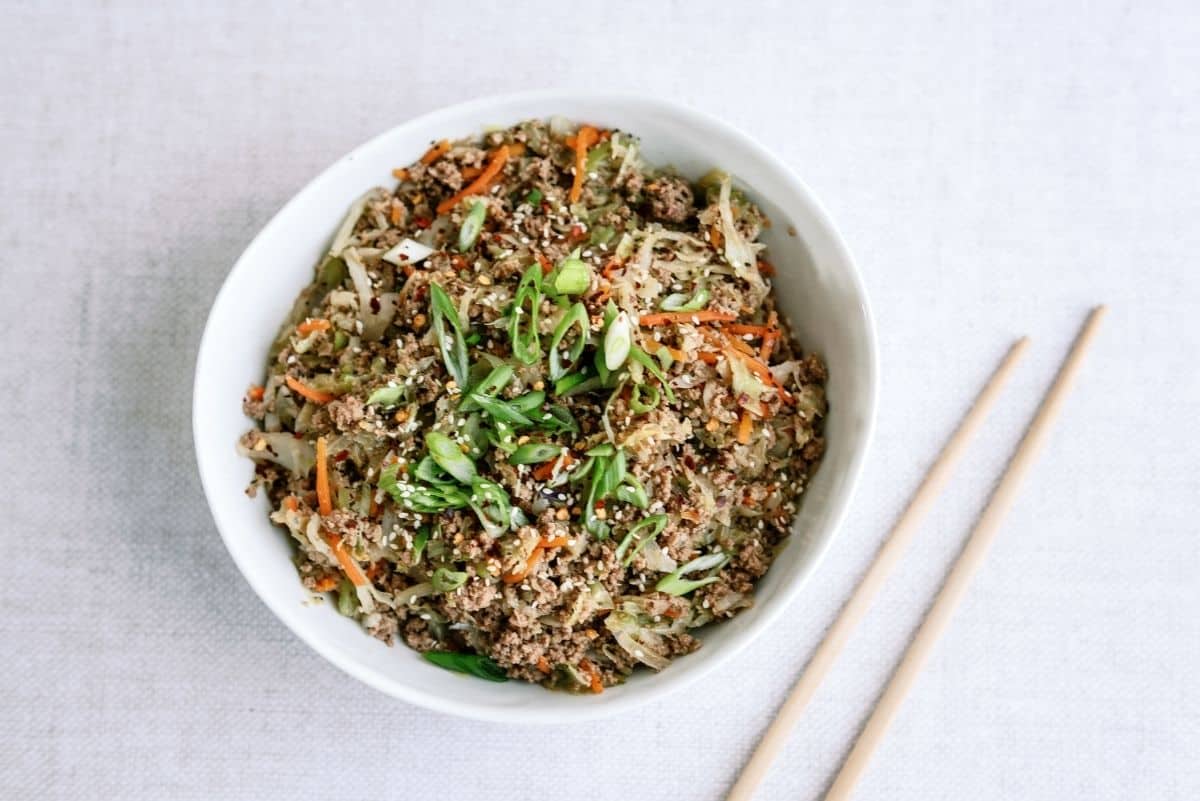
<box><xmin>509</xmin><ymin>442</ymin><xmax>563</xmax><ymax>465</ymax></box>
<box><xmin>486</xmin><ymin>419</ymin><xmax>519</xmax><ymax>454</ymax></box>
<box><xmin>660</xmin><ymin>284</ymin><xmax>710</xmax><ymax>312</ymax></box>
<box><xmin>655</xmin><ymin>552</ymin><xmax>730</xmax><ymax>596</ymax></box>
<box><xmin>539</xmin><ymin>405</ymin><xmax>580</xmax><ymax>434</ymax></box>
<box><xmin>366</xmin><ymin>384</ymin><xmax>405</xmax><ymax>408</ymax></box>
<box><xmin>509</xmin><ymin>390</ymin><xmax>545</xmax><ymax>412</ymax></box>
<box><xmin>458</xmin><ymin>364</ymin><xmax>513</xmax><ymax>411</ymax></box>
<box><xmin>548</xmin><ymin>302</ymin><xmax>590</xmax><ymax>381</ymax></box>
<box><xmin>615</xmin><ymin>474</ymin><xmax>649</xmax><ymax>508</ymax></box>
<box><xmin>336</xmin><ymin>577</ymin><xmax>357</xmax><ymax>615</ymax></box>
<box><xmin>509</xmin><ymin>263</ymin><xmax>543</xmax><ymax>365</ymax></box>
<box><xmin>614</xmin><ymin>514</ymin><xmax>668</xmax><ymax>565</ymax></box>
<box><xmin>412</xmin><ymin>525</ymin><xmax>431</xmax><ymax>561</ymax></box>
<box><xmin>585</xmin><ymin>443</ymin><xmax>616</xmax><ymax>457</ymax></box>
<box><xmin>629</xmin><ymin>382</ymin><xmax>660</xmax><ymax>413</ymax></box>
<box><xmin>468</xmin><ymin>477</ymin><xmax>514</xmax><ymax>537</ymax></box>
<box><xmin>524</xmin><ymin>188</ymin><xmax>543</xmax><ymax>206</ymax></box>
<box><xmin>432</xmin><ymin>567</ymin><xmax>469</xmax><ymax>592</ymax></box>
<box><xmin>426</xmin><ymin>431</ymin><xmax>476</xmax><ymax>484</ymax></box>
<box><xmin>424</xmin><ymin>651</ymin><xmax>509</xmax><ymax>682</ymax></box>
<box><xmin>589</xmin><ymin>225</ymin><xmax>615</xmax><ymax>246</ymax></box>
<box><xmin>430</xmin><ymin>283</ymin><xmax>469</xmax><ymax>386</ymax></box>
<box><xmin>552</xmin><ymin>252</ymin><xmax>592</xmax><ymax>295</ymax></box>
<box><xmin>379</xmin><ymin>463</ymin><xmax>470</xmax><ymax>512</ymax></box>
<box><xmin>413</xmin><ymin>456</ymin><xmax>454</xmax><ymax>485</ymax></box>
<box><xmin>469</xmin><ymin>393</ymin><xmax>534</xmax><ymax>426</ymax></box>
<box><xmin>603</xmin><ymin>310</ymin><xmax>632</xmax><ymax>370</ymax></box>
<box><xmin>457</xmin><ymin>200</ymin><xmax>487</xmax><ymax>252</ymax></box>
<box><xmin>332</xmin><ymin>330</ymin><xmax>349</xmax><ymax>350</ymax></box>
<box><xmin>629</xmin><ymin>344</ymin><xmax>676</xmax><ymax>403</ymax></box>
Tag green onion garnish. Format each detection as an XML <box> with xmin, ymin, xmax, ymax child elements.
<box><xmin>509</xmin><ymin>390</ymin><xmax>545</xmax><ymax>412</ymax></box>
<box><xmin>425</xmin><ymin>431</ymin><xmax>477</xmax><ymax>484</ymax></box>
<box><xmin>629</xmin><ymin>382</ymin><xmax>660</xmax><ymax>413</ymax></box>
<box><xmin>468</xmin><ymin>477</ymin><xmax>515</xmax><ymax>537</ymax></box>
<box><xmin>458</xmin><ymin>364</ymin><xmax>513</xmax><ymax>412</ymax></box>
<box><xmin>366</xmin><ymin>384</ymin><xmax>405</xmax><ymax>409</ymax></box>
<box><xmin>548</xmin><ymin>302</ymin><xmax>590</xmax><ymax>381</ymax></box>
<box><xmin>469</xmin><ymin>393</ymin><xmax>534</xmax><ymax>426</ymax></box>
<box><xmin>614</xmin><ymin>513</ymin><xmax>668</xmax><ymax>565</ymax></box>
<box><xmin>412</xmin><ymin>525</ymin><xmax>431</xmax><ymax>561</ymax></box>
<box><xmin>424</xmin><ymin>651</ymin><xmax>509</xmax><ymax>682</ymax></box>
<box><xmin>524</xmin><ymin>188</ymin><xmax>543</xmax><ymax>206</ymax></box>
<box><xmin>655</xmin><ymin>552</ymin><xmax>730</xmax><ymax>596</ymax></box>
<box><xmin>431</xmin><ymin>567</ymin><xmax>469</xmax><ymax>592</ymax></box>
<box><xmin>457</xmin><ymin>200</ymin><xmax>487</xmax><ymax>252</ymax></box>
<box><xmin>429</xmin><ymin>283</ymin><xmax>469</xmax><ymax>387</ymax></box>
<box><xmin>629</xmin><ymin>344</ymin><xmax>676</xmax><ymax>403</ymax></box>
<box><xmin>509</xmin><ymin>442</ymin><xmax>563</xmax><ymax>465</ymax></box>
<box><xmin>509</xmin><ymin>262</ymin><xmax>543</xmax><ymax>365</ymax></box>
<box><xmin>602</xmin><ymin>310</ymin><xmax>632</xmax><ymax>370</ymax></box>
<box><xmin>660</xmin><ymin>284</ymin><xmax>710</xmax><ymax>312</ymax></box>
<box><xmin>552</xmin><ymin>251</ymin><xmax>592</xmax><ymax>296</ymax></box>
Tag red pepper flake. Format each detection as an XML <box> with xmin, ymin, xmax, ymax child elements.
<box><xmin>413</xmin><ymin>216</ymin><xmax>432</xmax><ymax>229</ymax></box>
<box><xmin>568</xmin><ymin>223</ymin><xmax>586</xmax><ymax>242</ymax></box>
<box><xmin>334</xmin><ymin>449</ymin><xmax>350</xmax><ymax>463</ymax></box>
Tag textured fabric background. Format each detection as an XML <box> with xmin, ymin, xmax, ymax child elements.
<box><xmin>2</xmin><ymin>2</ymin><xmax>1198</xmax><ymax>799</ymax></box>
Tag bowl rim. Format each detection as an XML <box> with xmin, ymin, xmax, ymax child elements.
<box><xmin>193</xmin><ymin>89</ymin><xmax>878</xmax><ymax>722</ymax></box>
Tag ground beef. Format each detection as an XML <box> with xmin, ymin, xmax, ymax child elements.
<box><xmin>427</xmin><ymin>159</ymin><xmax>463</xmax><ymax>191</ymax></box>
<box><xmin>326</xmin><ymin>396</ymin><xmax>364</xmax><ymax>431</ymax></box>
<box><xmin>644</xmin><ymin>175</ymin><xmax>695</xmax><ymax>222</ymax></box>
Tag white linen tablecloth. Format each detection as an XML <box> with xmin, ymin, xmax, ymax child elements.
<box><xmin>2</xmin><ymin>1</ymin><xmax>1197</xmax><ymax>799</ymax></box>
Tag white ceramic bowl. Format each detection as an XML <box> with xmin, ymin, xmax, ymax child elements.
<box><xmin>193</xmin><ymin>91</ymin><xmax>877</xmax><ymax>722</ymax></box>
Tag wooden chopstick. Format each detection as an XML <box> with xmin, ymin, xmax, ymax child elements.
<box><xmin>823</xmin><ymin>305</ymin><xmax>1107</xmax><ymax>801</ymax></box>
<box><xmin>726</xmin><ymin>336</ymin><xmax>1031</xmax><ymax>801</ymax></box>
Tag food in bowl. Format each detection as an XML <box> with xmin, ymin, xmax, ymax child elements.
<box><xmin>238</xmin><ymin>118</ymin><xmax>828</xmax><ymax>692</ymax></box>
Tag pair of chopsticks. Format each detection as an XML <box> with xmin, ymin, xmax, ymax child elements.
<box><xmin>727</xmin><ymin>306</ymin><xmax>1108</xmax><ymax>801</ymax></box>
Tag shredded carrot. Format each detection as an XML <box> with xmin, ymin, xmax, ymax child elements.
<box><xmin>283</xmin><ymin>496</ymin><xmax>299</xmax><ymax>512</ymax></box>
<box><xmin>637</xmin><ymin>310</ymin><xmax>738</xmax><ymax>327</ymax></box>
<box><xmin>697</xmin><ymin>351</ymin><xmax>719</xmax><ymax>365</ymax></box>
<box><xmin>502</xmin><ymin>142</ymin><xmax>526</xmax><ymax>158</ymax></box>
<box><xmin>662</xmin><ymin>606</ymin><xmax>682</xmax><ymax>619</ymax></box>
<box><xmin>759</xmin><ymin>330</ymin><xmax>778</xmax><ymax>360</ymax></box>
<box><xmin>460</xmin><ymin>165</ymin><xmax>483</xmax><ymax>180</ymax></box>
<box><xmin>502</xmin><ymin>534</ymin><xmax>569</xmax><ymax>584</ymax></box>
<box><xmin>315</xmin><ymin>436</ymin><xmax>333</xmax><ymax>515</ymax></box>
<box><xmin>366</xmin><ymin>560</ymin><xmax>385</xmax><ymax>581</ymax></box>
<box><xmin>757</xmin><ymin>258</ymin><xmax>776</xmax><ymax>277</ymax></box>
<box><xmin>568</xmin><ymin>125</ymin><xmax>601</xmax><ymax>203</ymax></box>
<box><xmin>313</xmin><ymin>575</ymin><xmax>338</xmax><ymax>593</ymax></box>
<box><xmin>536</xmin><ymin>656</ymin><xmax>551</xmax><ymax>674</ymax></box>
<box><xmin>723</xmin><ymin>323</ymin><xmax>777</xmax><ymax>338</ymax></box>
<box><xmin>420</xmin><ymin>139</ymin><xmax>451</xmax><ymax>165</ymax></box>
<box><xmin>601</xmin><ymin>258</ymin><xmax>624</xmax><ymax>279</ymax></box>
<box><xmin>643</xmin><ymin>339</ymin><xmax>686</xmax><ymax>362</ymax></box>
<box><xmin>726</xmin><ymin>335</ymin><xmax>758</xmax><ymax>357</ymax></box>
<box><xmin>391</xmin><ymin>167</ymin><xmax>410</xmax><ymax>181</ymax></box>
<box><xmin>247</xmin><ymin>385</ymin><xmax>265</xmax><ymax>402</ymax></box>
<box><xmin>388</xmin><ymin>202</ymin><xmax>404</xmax><ymax>225</ymax></box>
<box><xmin>736</xmin><ymin>409</ymin><xmax>754</xmax><ymax>444</ymax></box>
<box><xmin>296</xmin><ymin>318</ymin><xmax>331</xmax><ymax>335</ymax></box>
<box><xmin>532</xmin><ymin>451</ymin><xmax>575</xmax><ymax>482</ymax></box>
<box><xmin>580</xmin><ymin>658</ymin><xmax>604</xmax><ymax>694</ymax></box>
<box><xmin>723</xmin><ymin>340</ymin><xmax>794</xmax><ymax>404</ymax></box>
<box><xmin>680</xmin><ymin>509</ymin><xmax>701</xmax><ymax>523</ymax></box>
<box><xmin>323</xmin><ymin>532</ymin><xmax>369</xmax><ymax>587</ymax></box>
<box><xmin>285</xmin><ymin>375</ymin><xmax>336</xmax><ymax>405</ymax></box>
<box><xmin>709</xmin><ymin>224</ymin><xmax>723</xmax><ymax>250</ymax></box>
<box><xmin>436</xmin><ymin>145</ymin><xmax>509</xmax><ymax>214</ymax></box>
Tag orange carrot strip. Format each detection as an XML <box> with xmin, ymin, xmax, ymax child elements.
<box><xmin>313</xmin><ymin>575</ymin><xmax>338</xmax><ymax>592</ymax></box>
<box><xmin>315</xmin><ymin>436</ymin><xmax>333</xmax><ymax>516</ymax></box>
<box><xmin>736</xmin><ymin>409</ymin><xmax>754</xmax><ymax>444</ymax></box>
<box><xmin>285</xmin><ymin>375</ymin><xmax>336</xmax><ymax>405</ymax></box>
<box><xmin>726</xmin><ymin>336</ymin><xmax>757</xmax><ymax>357</ymax></box>
<box><xmin>759</xmin><ymin>331</ymin><xmax>778</xmax><ymax>361</ymax></box>
<box><xmin>724</xmin><ymin>341</ymin><xmax>795</xmax><ymax>404</ymax></box>
<box><xmin>643</xmin><ymin>339</ymin><xmax>686</xmax><ymax>362</ymax></box>
<box><xmin>391</xmin><ymin>167</ymin><xmax>410</xmax><ymax>181</ymax></box>
<box><xmin>536</xmin><ymin>656</ymin><xmax>551</xmax><ymax>674</ymax></box>
<box><xmin>601</xmin><ymin>258</ymin><xmax>624</xmax><ymax>279</ymax></box>
<box><xmin>580</xmin><ymin>658</ymin><xmax>604</xmax><ymax>694</ymax></box>
<box><xmin>283</xmin><ymin>496</ymin><xmax>299</xmax><ymax>512</ymax></box>
<box><xmin>420</xmin><ymin>139</ymin><xmax>450</xmax><ymax>165</ymax></box>
<box><xmin>296</xmin><ymin>318</ymin><xmax>331</xmax><ymax>335</ymax></box>
<box><xmin>637</xmin><ymin>310</ymin><xmax>738</xmax><ymax>327</ymax></box>
<box><xmin>247</xmin><ymin>385</ymin><xmax>265</xmax><ymax>401</ymax></box>
<box><xmin>503</xmin><ymin>545</ymin><xmax>544</xmax><ymax>585</ymax></box>
<box><xmin>502</xmin><ymin>142</ymin><xmax>526</xmax><ymax>158</ymax></box>
<box><xmin>723</xmin><ymin>323</ymin><xmax>777</xmax><ymax>338</ymax></box>
<box><xmin>757</xmin><ymin>258</ymin><xmax>776</xmax><ymax>277</ymax></box>
<box><xmin>568</xmin><ymin>126</ymin><xmax>600</xmax><ymax>203</ymax></box>
<box><xmin>436</xmin><ymin>145</ymin><xmax>509</xmax><ymax>215</ymax></box>
<box><xmin>697</xmin><ymin>351</ymin><xmax>719</xmax><ymax>365</ymax></box>
<box><xmin>323</xmin><ymin>532</ymin><xmax>368</xmax><ymax>587</ymax></box>
<box><xmin>709</xmin><ymin>224</ymin><xmax>723</xmax><ymax>250</ymax></box>
<box><xmin>532</xmin><ymin>451</ymin><xmax>575</xmax><ymax>482</ymax></box>
<box><xmin>460</xmin><ymin>166</ymin><xmax>483</xmax><ymax>180</ymax></box>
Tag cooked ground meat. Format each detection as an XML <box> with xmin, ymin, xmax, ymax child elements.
<box><xmin>241</xmin><ymin>118</ymin><xmax>827</xmax><ymax>694</ymax></box>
